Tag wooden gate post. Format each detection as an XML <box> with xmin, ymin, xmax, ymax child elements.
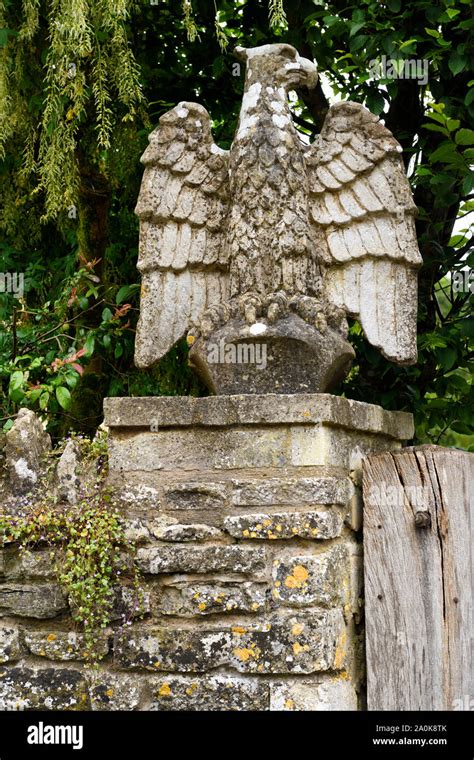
<box><xmin>363</xmin><ymin>445</ymin><xmax>473</xmax><ymax>710</ymax></box>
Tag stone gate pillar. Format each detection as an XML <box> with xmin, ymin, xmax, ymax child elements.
<box><xmin>104</xmin><ymin>393</ymin><xmax>413</xmax><ymax>711</ymax></box>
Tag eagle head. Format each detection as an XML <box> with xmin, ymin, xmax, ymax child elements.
<box><xmin>235</xmin><ymin>43</ymin><xmax>317</xmax><ymax>91</ymax></box>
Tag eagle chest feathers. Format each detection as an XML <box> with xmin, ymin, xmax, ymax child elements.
<box><xmin>227</xmin><ymin>83</ymin><xmax>313</xmax><ymax>297</ymax></box>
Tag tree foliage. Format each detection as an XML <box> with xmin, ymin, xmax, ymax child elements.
<box><xmin>0</xmin><ymin>0</ymin><xmax>473</xmax><ymax>447</ymax></box>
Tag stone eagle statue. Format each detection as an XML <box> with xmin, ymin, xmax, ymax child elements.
<box><xmin>134</xmin><ymin>43</ymin><xmax>422</xmax><ymax>394</ymax></box>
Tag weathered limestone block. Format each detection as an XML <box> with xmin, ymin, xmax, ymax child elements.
<box><xmin>0</xmin><ymin>549</ymin><xmax>55</xmax><ymax>580</ymax></box>
<box><xmin>150</xmin><ymin>675</ymin><xmax>269</xmax><ymax>711</ymax></box>
<box><xmin>24</xmin><ymin>630</ymin><xmax>110</xmax><ymax>661</ymax></box>
<box><xmin>88</xmin><ymin>672</ymin><xmax>144</xmax><ymax>711</ymax></box>
<box><xmin>56</xmin><ymin>439</ymin><xmax>81</xmax><ymax>505</ymax></box>
<box><xmin>164</xmin><ymin>482</ymin><xmax>228</xmax><ymax>510</ymax></box>
<box><xmin>229</xmin><ymin>611</ymin><xmax>346</xmax><ymax>674</ymax></box>
<box><xmin>104</xmin><ymin>394</ymin><xmax>414</xmax><ymax>440</ymax></box>
<box><xmin>124</xmin><ymin>515</ymin><xmax>226</xmax><ymax>544</ymax></box>
<box><xmin>114</xmin><ymin>625</ymin><xmax>232</xmax><ymax>673</ymax></box>
<box><xmin>272</xmin><ymin>546</ymin><xmax>350</xmax><ymax>607</ymax></box>
<box><xmin>0</xmin><ymin>667</ymin><xmax>89</xmax><ymax>710</ymax></box>
<box><xmin>136</xmin><ymin>545</ymin><xmax>266</xmax><ymax>575</ymax></box>
<box><xmin>114</xmin><ymin>610</ymin><xmax>345</xmax><ymax>675</ymax></box>
<box><xmin>158</xmin><ymin>581</ymin><xmax>267</xmax><ymax>617</ymax></box>
<box><xmin>5</xmin><ymin>408</ymin><xmax>51</xmax><ymax>494</ymax></box>
<box><xmin>224</xmin><ymin>510</ymin><xmax>343</xmax><ymax>540</ymax></box>
<box><xmin>231</xmin><ymin>476</ymin><xmax>353</xmax><ymax>507</ymax></box>
<box><xmin>270</xmin><ymin>676</ymin><xmax>358</xmax><ymax>711</ymax></box>
<box><xmin>150</xmin><ymin>518</ymin><xmax>225</xmax><ymax>543</ymax></box>
<box><xmin>0</xmin><ymin>584</ymin><xmax>68</xmax><ymax>619</ymax></box>
<box><xmin>0</xmin><ymin>625</ymin><xmax>22</xmax><ymax>664</ymax></box>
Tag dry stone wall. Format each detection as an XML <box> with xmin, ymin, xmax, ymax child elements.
<box><xmin>0</xmin><ymin>394</ymin><xmax>413</xmax><ymax>711</ymax></box>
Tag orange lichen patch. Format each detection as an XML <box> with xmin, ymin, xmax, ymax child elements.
<box><xmin>47</xmin><ymin>634</ymin><xmax>57</xmax><ymax>642</ymax></box>
<box><xmin>158</xmin><ymin>682</ymin><xmax>172</xmax><ymax>697</ymax></box>
<box><xmin>284</xmin><ymin>565</ymin><xmax>309</xmax><ymax>588</ymax></box>
<box><xmin>232</xmin><ymin>626</ymin><xmax>247</xmax><ymax>635</ymax></box>
<box><xmin>233</xmin><ymin>647</ymin><xmax>255</xmax><ymax>662</ymax></box>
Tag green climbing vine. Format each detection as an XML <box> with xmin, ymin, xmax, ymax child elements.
<box><xmin>0</xmin><ymin>436</ymin><xmax>144</xmax><ymax>663</ymax></box>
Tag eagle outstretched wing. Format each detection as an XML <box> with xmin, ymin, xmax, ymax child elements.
<box><xmin>306</xmin><ymin>101</ymin><xmax>422</xmax><ymax>364</ymax></box>
<box><xmin>134</xmin><ymin>102</ymin><xmax>230</xmax><ymax>368</ymax></box>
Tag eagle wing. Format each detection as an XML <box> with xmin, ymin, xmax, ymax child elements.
<box><xmin>306</xmin><ymin>101</ymin><xmax>422</xmax><ymax>364</ymax></box>
<box><xmin>134</xmin><ymin>102</ymin><xmax>230</xmax><ymax>368</ymax></box>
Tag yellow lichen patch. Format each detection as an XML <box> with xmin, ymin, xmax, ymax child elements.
<box><xmin>293</xmin><ymin>642</ymin><xmax>304</xmax><ymax>655</ymax></box>
<box><xmin>198</xmin><ymin>602</ymin><xmax>207</xmax><ymax>611</ymax></box>
<box><xmin>256</xmin><ymin>523</ymin><xmax>263</xmax><ymax>531</ymax></box>
<box><xmin>243</xmin><ymin>529</ymin><xmax>250</xmax><ymax>538</ymax></box>
<box><xmin>186</xmin><ymin>335</ymin><xmax>195</xmax><ymax>346</ymax></box>
<box><xmin>263</xmin><ymin>519</ymin><xmax>272</xmax><ymax>527</ymax></box>
<box><xmin>291</xmin><ymin>623</ymin><xmax>304</xmax><ymax>636</ymax></box>
<box><xmin>47</xmin><ymin>634</ymin><xmax>57</xmax><ymax>642</ymax></box>
<box><xmin>106</xmin><ymin>689</ymin><xmax>114</xmax><ymax>698</ymax></box>
<box><xmin>274</xmin><ymin>580</ymin><xmax>281</xmax><ymax>587</ymax></box>
<box><xmin>158</xmin><ymin>683</ymin><xmax>172</xmax><ymax>697</ymax></box>
<box><xmin>284</xmin><ymin>565</ymin><xmax>309</xmax><ymax>588</ymax></box>
<box><xmin>276</xmin><ymin>524</ymin><xmax>282</xmax><ymax>532</ymax></box>
<box><xmin>251</xmin><ymin>602</ymin><xmax>260</xmax><ymax>610</ymax></box>
<box><xmin>186</xmin><ymin>683</ymin><xmax>198</xmax><ymax>696</ymax></box>
<box><xmin>153</xmin><ymin>661</ymin><xmax>161</xmax><ymax>669</ymax></box>
<box><xmin>334</xmin><ymin>632</ymin><xmax>347</xmax><ymax>670</ymax></box>
<box><xmin>285</xmin><ymin>698</ymin><xmax>295</xmax><ymax>710</ymax></box>
<box><xmin>232</xmin><ymin>626</ymin><xmax>247</xmax><ymax>635</ymax></box>
<box><xmin>233</xmin><ymin>647</ymin><xmax>255</xmax><ymax>662</ymax></box>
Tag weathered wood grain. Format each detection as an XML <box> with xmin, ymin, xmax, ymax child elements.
<box><xmin>363</xmin><ymin>445</ymin><xmax>473</xmax><ymax>710</ymax></box>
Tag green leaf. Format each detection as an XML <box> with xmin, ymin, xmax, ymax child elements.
<box><xmin>116</xmin><ymin>285</ymin><xmax>132</xmax><ymax>304</ymax></box>
<box><xmin>56</xmin><ymin>386</ymin><xmax>71</xmax><ymax>410</ymax></box>
<box><xmin>9</xmin><ymin>370</ymin><xmax>24</xmax><ymax>391</ymax></box>
<box><xmin>101</xmin><ymin>307</ymin><xmax>113</xmax><ymax>323</ymax></box>
<box><xmin>365</xmin><ymin>91</ymin><xmax>385</xmax><ymax>116</ymax></box>
<box><xmin>455</xmin><ymin>129</ymin><xmax>474</xmax><ymax>145</ymax></box>
<box><xmin>448</xmin><ymin>52</ymin><xmax>467</xmax><ymax>76</ymax></box>
<box><xmin>387</xmin><ymin>0</ymin><xmax>401</xmax><ymax>12</ymax></box>
<box><xmin>39</xmin><ymin>392</ymin><xmax>50</xmax><ymax>410</ymax></box>
<box><xmin>462</xmin><ymin>173</ymin><xmax>474</xmax><ymax>195</ymax></box>
<box><xmin>84</xmin><ymin>334</ymin><xmax>95</xmax><ymax>357</ymax></box>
